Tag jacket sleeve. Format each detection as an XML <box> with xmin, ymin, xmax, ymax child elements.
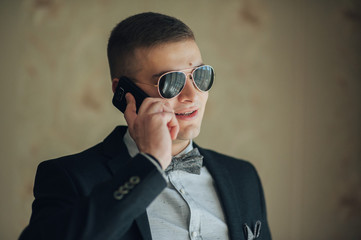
<box><xmin>19</xmin><ymin>154</ymin><xmax>167</xmax><ymax>240</ymax></box>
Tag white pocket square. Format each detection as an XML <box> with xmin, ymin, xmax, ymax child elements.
<box><xmin>243</xmin><ymin>220</ymin><xmax>261</xmax><ymax>240</ymax></box>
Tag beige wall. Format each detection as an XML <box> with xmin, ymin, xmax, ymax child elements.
<box><xmin>1</xmin><ymin>0</ymin><xmax>360</xmax><ymax>239</ymax></box>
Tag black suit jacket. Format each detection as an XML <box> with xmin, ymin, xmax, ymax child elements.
<box><xmin>19</xmin><ymin>126</ymin><xmax>271</xmax><ymax>240</ymax></box>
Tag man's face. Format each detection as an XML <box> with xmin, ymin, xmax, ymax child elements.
<box><xmin>130</xmin><ymin>40</ymin><xmax>208</xmax><ymax>143</ymax></box>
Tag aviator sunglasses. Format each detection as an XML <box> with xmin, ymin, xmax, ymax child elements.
<box><xmin>134</xmin><ymin>65</ymin><xmax>215</xmax><ymax>99</ymax></box>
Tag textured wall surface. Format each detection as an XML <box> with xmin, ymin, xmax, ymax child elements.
<box><xmin>0</xmin><ymin>0</ymin><xmax>360</xmax><ymax>239</ymax></box>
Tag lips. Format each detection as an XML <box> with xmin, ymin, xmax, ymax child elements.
<box><xmin>175</xmin><ymin>110</ymin><xmax>196</xmax><ymax>116</ymax></box>
<box><xmin>175</xmin><ymin>109</ymin><xmax>198</xmax><ymax>120</ymax></box>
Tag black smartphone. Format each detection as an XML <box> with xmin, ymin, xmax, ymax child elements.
<box><xmin>112</xmin><ymin>76</ymin><xmax>149</xmax><ymax>113</ymax></box>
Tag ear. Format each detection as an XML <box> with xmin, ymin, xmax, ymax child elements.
<box><xmin>112</xmin><ymin>78</ymin><xmax>119</xmax><ymax>93</ymax></box>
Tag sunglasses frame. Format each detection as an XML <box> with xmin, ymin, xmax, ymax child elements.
<box><xmin>133</xmin><ymin>65</ymin><xmax>214</xmax><ymax>99</ymax></box>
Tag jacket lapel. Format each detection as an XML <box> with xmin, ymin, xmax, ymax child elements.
<box><xmin>197</xmin><ymin>145</ymin><xmax>243</xmax><ymax>240</ymax></box>
<box><xmin>102</xmin><ymin>126</ymin><xmax>153</xmax><ymax>240</ymax></box>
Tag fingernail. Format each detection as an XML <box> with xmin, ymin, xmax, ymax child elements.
<box><xmin>125</xmin><ymin>93</ymin><xmax>129</xmax><ymax>103</ymax></box>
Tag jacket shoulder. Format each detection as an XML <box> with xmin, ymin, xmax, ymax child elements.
<box><xmin>35</xmin><ymin>143</ymin><xmax>111</xmax><ymax>195</ymax></box>
<box><xmin>39</xmin><ymin>125</ymin><xmax>128</xmax><ymax>171</ymax></box>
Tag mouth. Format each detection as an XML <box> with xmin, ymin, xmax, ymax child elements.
<box><xmin>175</xmin><ymin>109</ymin><xmax>198</xmax><ymax>120</ymax></box>
<box><xmin>175</xmin><ymin>110</ymin><xmax>196</xmax><ymax>116</ymax></box>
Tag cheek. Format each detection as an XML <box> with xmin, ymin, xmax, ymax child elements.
<box><xmin>139</xmin><ymin>85</ymin><xmax>160</xmax><ymax>98</ymax></box>
<box><xmin>200</xmin><ymin>92</ymin><xmax>209</xmax><ymax>107</ymax></box>
<box><xmin>197</xmin><ymin>93</ymin><xmax>208</xmax><ymax>119</ymax></box>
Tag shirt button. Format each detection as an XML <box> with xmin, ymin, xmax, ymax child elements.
<box><xmin>179</xmin><ymin>188</ymin><xmax>185</xmax><ymax>194</ymax></box>
<box><xmin>192</xmin><ymin>231</ymin><xmax>198</xmax><ymax>238</ymax></box>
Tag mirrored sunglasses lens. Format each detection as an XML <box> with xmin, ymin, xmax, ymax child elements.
<box><xmin>193</xmin><ymin>66</ymin><xmax>214</xmax><ymax>91</ymax></box>
<box><xmin>158</xmin><ymin>72</ymin><xmax>186</xmax><ymax>98</ymax></box>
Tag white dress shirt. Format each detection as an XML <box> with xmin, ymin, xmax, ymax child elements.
<box><xmin>123</xmin><ymin>130</ymin><xmax>229</xmax><ymax>240</ymax></box>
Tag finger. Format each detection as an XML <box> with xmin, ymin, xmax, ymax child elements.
<box><xmin>162</xmin><ymin>101</ymin><xmax>174</xmax><ymax>114</ymax></box>
<box><xmin>134</xmin><ymin>97</ymin><xmax>153</xmax><ymax>115</ymax></box>
<box><xmin>161</xmin><ymin>101</ymin><xmax>178</xmax><ymax>139</ymax></box>
<box><xmin>167</xmin><ymin>114</ymin><xmax>179</xmax><ymax>140</ymax></box>
<box><xmin>124</xmin><ymin>93</ymin><xmax>137</xmax><ymax>129</ymax></box>
<box><xmin>141</xmin><ymin>100</ymin><xmax>173</xmax><ymax>115</ymax></box>
<box><xmin>147</xmin><ymin>101</ymin><xmax>178</xmax><ymax>139</ymax></box>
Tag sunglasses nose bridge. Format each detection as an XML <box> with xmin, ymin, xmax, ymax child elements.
<box><xmin>184</xmin><ymin>72</ymin><xmax>197</xmax><ymax>87</ymax></box>
<box><xmin>183</xmin><ymin>72</ymin><xmax>201</xmax><ymax>95</ymax></box>
<box><xmin>183</xmin><ymin>72</ymin><xmax>192</xmax><ymax>80</ymax></box>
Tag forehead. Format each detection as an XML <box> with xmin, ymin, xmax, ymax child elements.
<box><xmin>133</xmin><ymin>40</ymin><xmax>203</xmax><ymax>74</ymax></box>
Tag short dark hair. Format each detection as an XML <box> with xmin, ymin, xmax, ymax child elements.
<box><xmin>107</xmin><ymin>12</ymin><xmax>195</xmax><ymax>79</ymax></box>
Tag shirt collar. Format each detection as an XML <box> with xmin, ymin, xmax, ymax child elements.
<box><xmin>123</xmin><ymin>129</ymin><xmax>193</xmax><ymax>158</ymax></box>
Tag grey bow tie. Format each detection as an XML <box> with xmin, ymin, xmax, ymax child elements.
<box><xmin>165</xmin><ymin>148</ymin><xmax>203</xmax><ymax>175</ymax></box>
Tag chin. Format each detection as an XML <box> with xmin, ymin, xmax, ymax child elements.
<box><xmin>176</xmin><ymin>125</ymin><xmax>201</xmax><ymax>141</ymax></box>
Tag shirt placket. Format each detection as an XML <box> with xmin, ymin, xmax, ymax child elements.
<box><xmin>168</xmin><ymin>171</ymin><xmax>203</xmax><ymax>240</ymax></box>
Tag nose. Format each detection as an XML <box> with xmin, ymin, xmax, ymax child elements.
<box><xmin>177</xmin><ymin>73</ymin><xmax>198</xmax><ymax>102</ymax></box>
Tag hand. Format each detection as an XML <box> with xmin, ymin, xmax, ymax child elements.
<box><xmin>124</xmin><ymin>93</ymin><xmax>179</xmax><ymax>169</ymax></box>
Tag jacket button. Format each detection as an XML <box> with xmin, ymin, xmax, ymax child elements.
<box><xmin>118</xmin><ymin>186</ymin><xmax>129</xmax><ymax>194</ymax></box>
<box><xmin>124</xmin><ymin>182</ymin><xmax>134</xmax><ymax>189</ymax></box>
<box><xmin>129</xmin><ymin>176</ymin><xmax>140</xmax><ymax>184</ymax></box>
<box><xmin>113</xmin><ymin>190</ymin><xmax>123</xmax><ymax>200</ymax></box>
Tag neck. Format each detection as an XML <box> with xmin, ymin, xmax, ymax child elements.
<box><xmin>171</xmin><ymin>139</ymin><xmax>191</xmax><ymax>156</ymax></box>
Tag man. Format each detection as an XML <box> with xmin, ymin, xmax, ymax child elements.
<box><xmin>19</xmin><ymin>12</ymin><xmax>271</xmax><ymax>240</ymax></box>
